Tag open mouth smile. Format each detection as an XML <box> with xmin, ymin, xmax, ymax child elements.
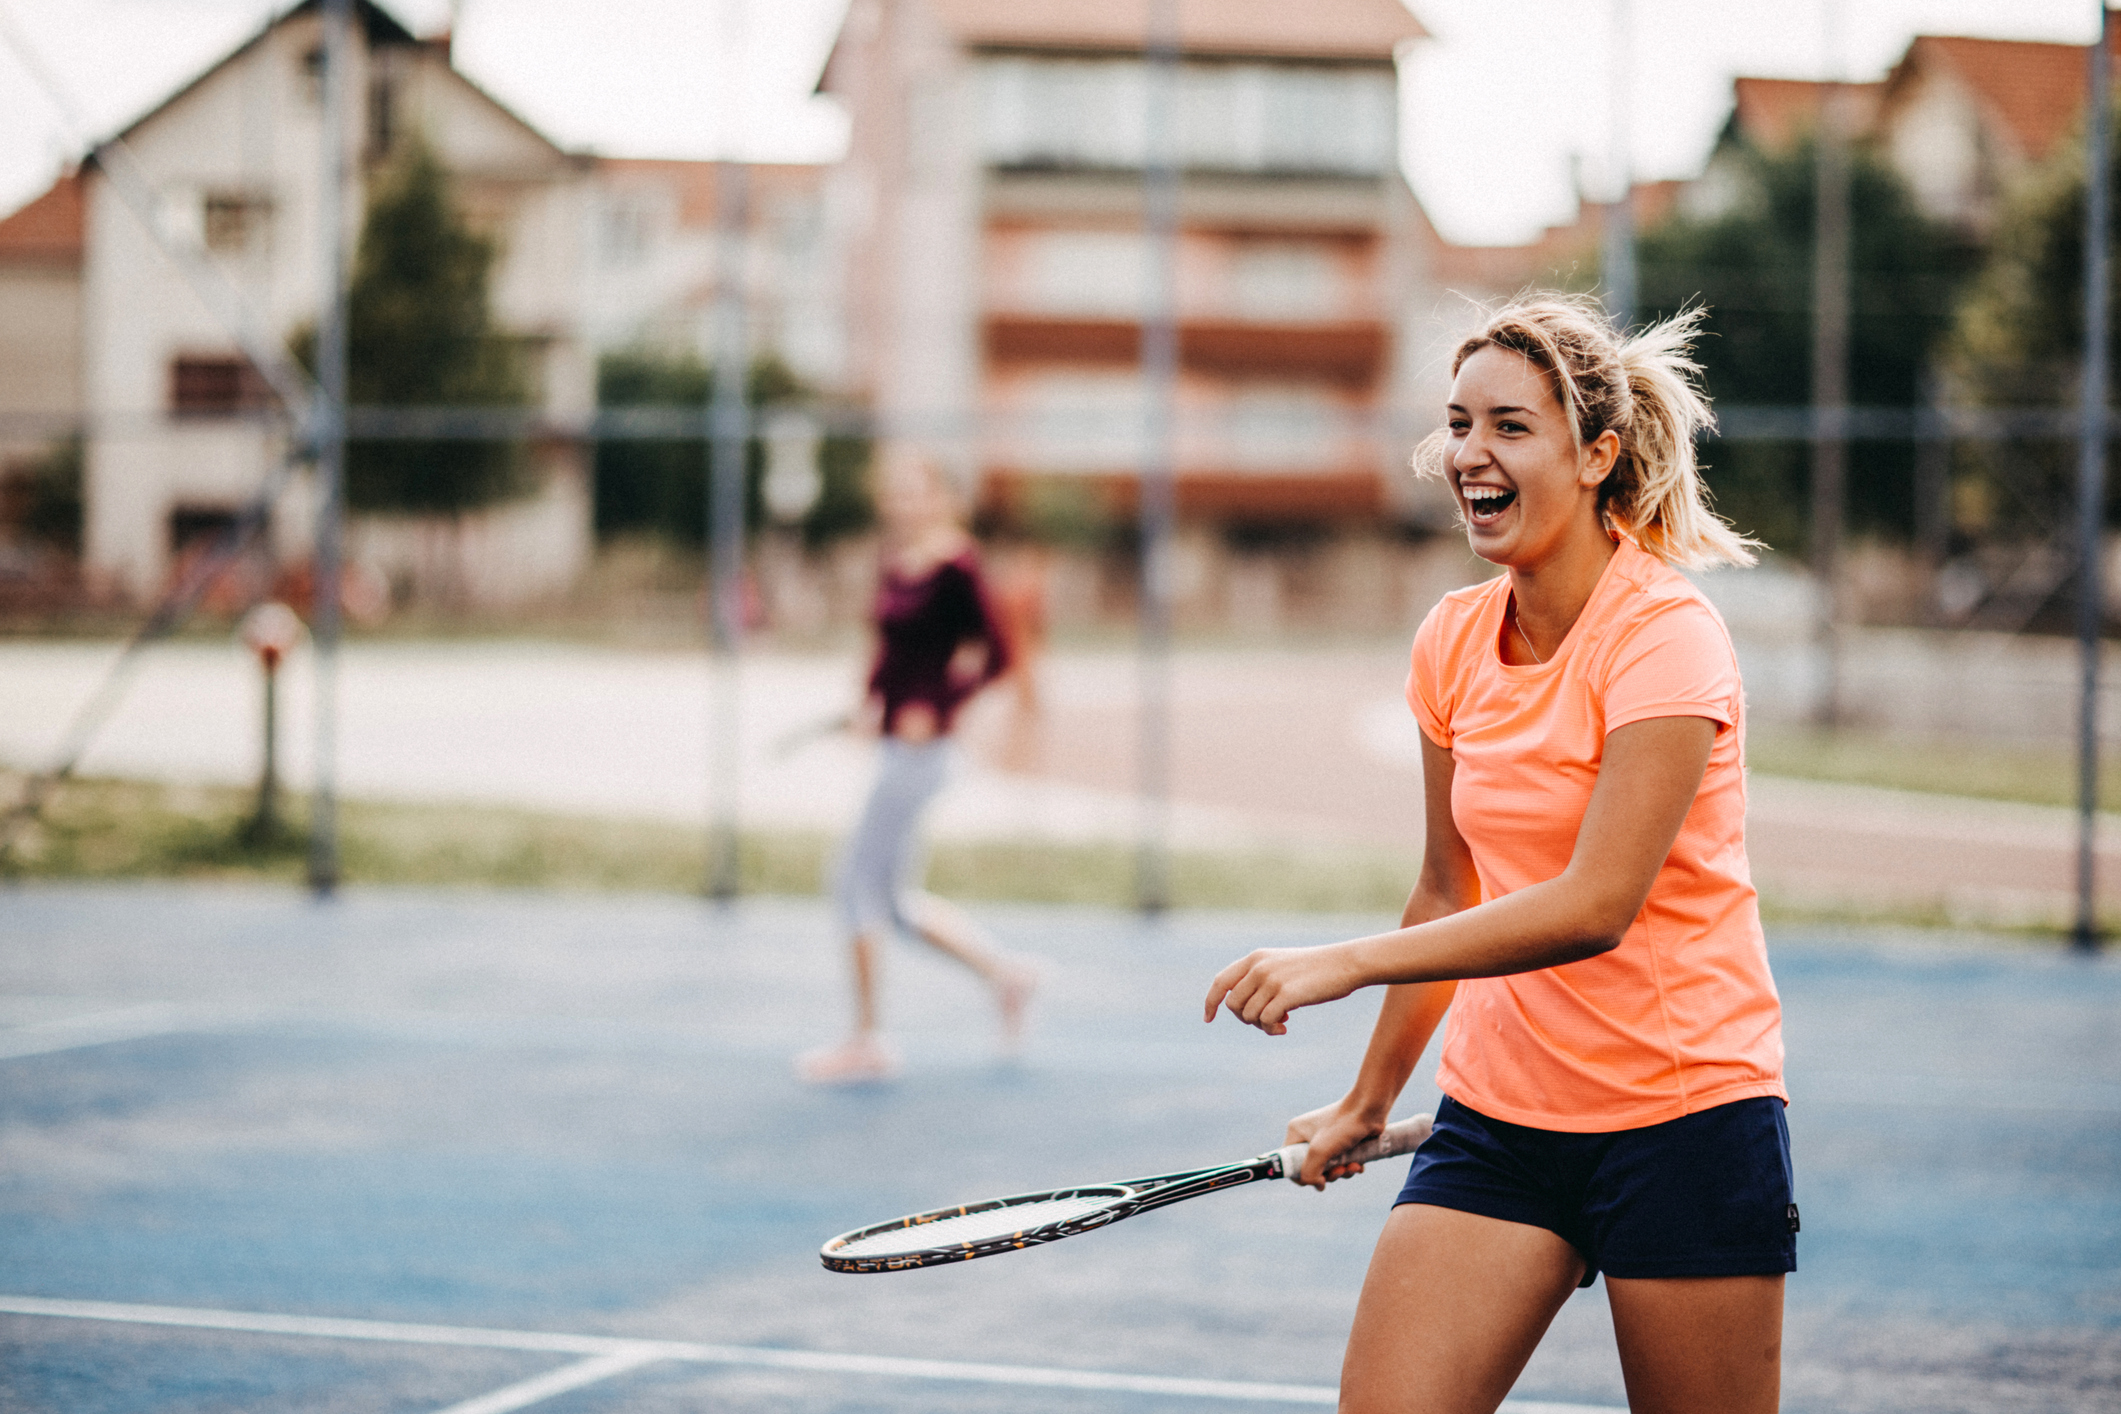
<box><xmin>1462</xmin><ymin>485</ymin><xmax>1517</xmax><ymax>524</ymax></box>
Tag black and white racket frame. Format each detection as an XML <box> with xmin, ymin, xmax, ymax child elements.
<box><xmin>820</xmin><ymin>1114</ymin><xmax>1433</xmax><ymax>1274</ymax></box>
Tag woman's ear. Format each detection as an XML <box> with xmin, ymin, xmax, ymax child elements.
<box><xmin>1579</xmin><ymin>429</ymin><xmax>1622</xmax><ymax>489</ymax></box>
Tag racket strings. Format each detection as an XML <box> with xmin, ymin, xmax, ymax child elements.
<box><xmin>830</xmin><ymin>1193</ymin><xmax>1121</xmax><ymax>1258</ymax></box>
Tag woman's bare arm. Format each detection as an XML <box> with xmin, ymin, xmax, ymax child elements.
<box><xmin>1207</xmin><ymin>714</ymin><xmax>1716</xmax><ymax>1038</ymax></box>
<box><xmin>1280</xmin><ymin>732</ymin><xmax>1476</xmax><ymax>1186</ymax></box>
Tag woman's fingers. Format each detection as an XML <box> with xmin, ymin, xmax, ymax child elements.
<box><xmin>1234</xmin><ymin>970</ymin><xmax>1277</xmax><ymax>1026</ymax></box>
<box><xmin>1205</xmin><ymin>952</ymin><xmax>1269</xmax><ymax>1024</ymax></box>
<box><xmin>1202</xmin><ymin>956</ymin><xmax>1249</xmax><ymax>1021</ymax></box>
<box><xmin>1206</xmin><ymin>949</ymin><xmax>1317</xmax><ymax>1035</ymax></box>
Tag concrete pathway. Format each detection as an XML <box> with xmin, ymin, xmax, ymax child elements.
<box><xmin>3</xmin><ymin>639</ymin><xmax>2119</xmax><ymax>923</ymax></box>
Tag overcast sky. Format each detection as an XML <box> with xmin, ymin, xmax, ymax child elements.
<box><xmin>0</xmin><ymin>0</ymin><xmax>2102</xmax><ymax>246</ymax></box>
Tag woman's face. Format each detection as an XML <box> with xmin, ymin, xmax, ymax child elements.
<box><xmin>876</xmin><ymin>455</ymin><xmax>955</xmax><ymax>538</ymax></box>
<box><xmin>1444</xmin><ymin>345</ymin><xmax>1616</xmax><ymax>571</ymax></box>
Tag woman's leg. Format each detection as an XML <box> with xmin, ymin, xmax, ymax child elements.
<box><xmin>866</xmin><ymin>740</ymin><xmax>1036</xmax><ymax>1045</ymax></box>
<box><xmin>800</xmin><ymin>744</ymin><xmax>928</xmax><ymax>1082</ymax></box>
<box><xmin>1605</xmin><ymin>1275</ymin><xmax>1783</xmax><ymax>1414</ymax></box>
<box><xmin>1341</xmin><ymin>1204</ymin><xmax>1585</xmax><ymax>1414</ymax></box>
<box><xmin>849</xmin><ymin>928</ymin><xmax>882</xmax><ymax>1035</ymax></box>
<box><xmin>796</xmin><ymin>921</ymin><xmax>896</xmax><ymax>1081</ymax></box>
<box><xmin>903</xmin><ymin>890</ymin><xmax>1038</xmax><ymax>1043</ymax></box>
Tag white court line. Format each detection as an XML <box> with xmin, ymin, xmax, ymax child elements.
<box><xmin>0</xmin><ymin>1295</ymin><xmax>1620</xmax><ymax>1411</ymax></box>
<box><xmin>0</xmin><ymin>1003</ymin><xmax>184</xmax><ymax>1060</ymax></box>
<box><xmin>431</xmin><ymin>1346</ymin><xmax>667</xmax><ymax>1414</ymax></box>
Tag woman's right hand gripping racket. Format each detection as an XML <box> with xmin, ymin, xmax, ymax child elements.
<box><xmin>820</xmin><ymin>1113</ymin><xmax>1433</xmax><ymax>1273</ymax></box>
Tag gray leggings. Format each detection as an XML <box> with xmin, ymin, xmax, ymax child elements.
<box><xmin>835</xmin><ymin>737</ymin><xmax>954</xmax><ymax>937</ymax></box>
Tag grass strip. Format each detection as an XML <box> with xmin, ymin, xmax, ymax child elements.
<box><xmin>0</xmin><ymin>775</ymin><xmax>1416</xmax><ymax>915</ymax></box>
<box><xmin>1747</xmin><ymin>726</ymin><xmax>2121</xmax><ymax>812</ymax></box>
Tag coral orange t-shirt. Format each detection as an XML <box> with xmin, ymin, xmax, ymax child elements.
<box><xmin>1407</xmin><ymin>537</ymin><xmax>1785</xmax><ymax>1133</ymax></box>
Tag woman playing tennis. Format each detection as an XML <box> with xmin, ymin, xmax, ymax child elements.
<box><xmin>798</xmin><ymin>447</ymin><xmax>1038</xmax><ymax>1084</ymax></box>
<box><xmin>1206</xmin><ymin>297</ymin><xmax>1791</xmax><ymax>1414</ymax></box>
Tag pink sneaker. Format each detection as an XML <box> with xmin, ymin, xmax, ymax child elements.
<box><xmin>795</xmin><ymin>1036</ymin><xmax>900</xmax><ymax>1085</ymax></box>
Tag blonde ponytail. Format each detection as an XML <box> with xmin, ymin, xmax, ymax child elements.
<box><xmin>1414</xmin><ymin>294</ymin><xmax>1759</xmax><ymax>570</ymax></box>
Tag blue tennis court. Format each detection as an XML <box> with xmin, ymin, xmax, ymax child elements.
<box><xmin>1</xmin><ymin>884</ymin><xmax>2116</xmax><ymax>1412</ymax></box>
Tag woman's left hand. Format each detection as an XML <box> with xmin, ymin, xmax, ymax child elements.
<box><xmin>1204</xmin><ymin>943</ymin><xmax>1366</xmax><ymax>1035</ymax></box>
<box><xmin>945</xmin><ymin>639</ymin><xmax>989</xmax><ymax>688</ymax></box>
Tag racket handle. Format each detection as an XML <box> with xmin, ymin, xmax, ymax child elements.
<box><xmin>1274</xmin><ymin>1112</ymin><xmax>1434</xmax><ymax>1183</ymax></box>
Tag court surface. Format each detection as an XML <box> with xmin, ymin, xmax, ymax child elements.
<box><xmin>2</xmin><ymin>884</ymin><xmax>2117</xmax><ymax>1412</ymax></box>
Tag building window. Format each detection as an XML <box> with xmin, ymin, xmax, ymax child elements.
<box><xmin>1014</xmin><ymin>372</ymin><xmax>1148</xmax><ymax>472</ymax></box>
<box><xmin>169</xmin><ymin>505</ymin><xmax>241</xmax><ymax>555</ymax></box>
<box><xmin>1222</xmin><ymin>386</ymin><xmax>1340</xmax><ymax>470</ymax></box>
<box><xmin>169</xmin><ymin>356</ymin><xmax>274</xmax><ymax>417</ymax></box>
<box><xmin>369</xmin><ymin>74</ymin><xmax>397</xmax><ymax>158</ymax></box>
<box><xmin>1227</xmin><ymin>243</ymin><xmax>1341</xmax><ymax>321</ymax></box>
<box><xmin>1025</xmin><ymin>230</ymin><xmax>1146</xmax><ymax>317</ymax></box>
<box><xmin>202</xmin><ymin>192</ymin><xmax>271</xmax><ymax>253</ymax></box>
<box><xmin>599</xmin><ymin>195</ymin><xmax>656</xmax><ymax>268</ymax></box>
<box><xmin>979</xmin><ymin>58</ymin><xmax>1396</xmax><ymax>176</ymax></box>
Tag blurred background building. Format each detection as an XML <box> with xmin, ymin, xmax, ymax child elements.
<box><xmin>1695</xmin><ymin>31</ymin><xmax>2121</xmax><ymax>236</ymax></box>
<box><xmin>9</xmin><ymin>1</ymin><xmax>599</xmax><ymax>604</ymax></box>
<box><xmin>2</xmin><ymin>1</ymin><xmax>2120</xmax><ymax>636</ymax></box>
<box><xmin>820</xmin><ymin>0</ymin><xmax>1429</xmax><ymax>527</ymax></box>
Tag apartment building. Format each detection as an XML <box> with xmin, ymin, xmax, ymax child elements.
<box><xmin>819</xmin><ymin>0</ymin><xmax>1445</xmax><ymax>528</ymax></box>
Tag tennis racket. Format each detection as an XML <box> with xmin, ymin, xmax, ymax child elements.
<box><xmin>820</xmin><ymin>1113</ymin><xmax>1432</xmax><ymax>1273</ymax></box>
<box><xmin>771</xmin><ymin>711</ymin><xmax>854</xmax><ymax>761</ymax></box>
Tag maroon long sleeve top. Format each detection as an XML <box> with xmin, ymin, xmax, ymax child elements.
<box><xmin>867</xmin><ymin>550</ymin><xmax>1012</xmax><ymax>736</ymax></box>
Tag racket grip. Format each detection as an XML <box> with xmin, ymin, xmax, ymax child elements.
<box><xmin>1275</xmin><ymin>1112</ymin><xmax>1434</xmax><ymax>1183</ymax></box>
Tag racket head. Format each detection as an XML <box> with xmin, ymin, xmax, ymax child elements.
<box><xmin>821</xmin><ymin>1184</ymin><xmax>1136</xmax><ymax>1272</ymax></box>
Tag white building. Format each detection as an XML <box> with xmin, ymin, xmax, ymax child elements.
<box><xmin>14</xmin><ymin>0</ymin><xmax>603</xmax><ymax>606</ymax></box>
<box><xmin>584</xmin><ymin>159</ymin><xmax>843</xmax><ymax>392</ymax></box>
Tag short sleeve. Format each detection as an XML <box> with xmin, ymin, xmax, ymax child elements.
<box><xmin>1600</xmin><ymin>594</ymin><xmax>1740</xmax><ymax>735</ymax></box>
<box><xmin>1405</xmin><ymin>600</ymin><xmax>1454</xmax><ymax>748</ymax></box>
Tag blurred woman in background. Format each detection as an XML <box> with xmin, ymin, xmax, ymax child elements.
<box><xmin>797</xmin><ymin>448</ymin><xmax>1038</xmax><ymax>1085</ymax></box>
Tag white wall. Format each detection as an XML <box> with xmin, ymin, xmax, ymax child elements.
<box><xmin>79</xmin><ymin>12</ymin><xmax>594</xmax><ymax>605</ymax></box>
<box><xmin>0</xmin><ymin>262</ymin><xmax>82</xmax><ymax>468</ymax></box>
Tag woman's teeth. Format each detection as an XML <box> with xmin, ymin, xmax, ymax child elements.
<box><xmin>1464</xmin><ymin>487</ymin><xmax>1516</xmax><ymax>520</ymax></box>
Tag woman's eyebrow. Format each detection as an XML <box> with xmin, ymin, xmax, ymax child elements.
<box><xmin>1445</xmin><ymin>402</ymin><xmax>1539</xmax><ymax>419</ymax></box>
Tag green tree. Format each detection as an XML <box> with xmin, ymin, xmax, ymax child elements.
<box><xmin>594</xmin><ymin>349</ymin><xmax>870</xmax><ymax>548</ymax></box>
<box><xmin>1636</xmin><ymin>136</ymin><xmax>1979</xmax><ymax>555</ymax></box>
<box><xmin>318</xmin><ymin>135</ymin><xmax>532</xmax><ymax>516</ymax></box>
<box><xmin>8</xmin><ymin>435</ymin><xmax>82</xmax><ymax>553</ymax></box>
<box><xmin>1951</xmin><ymin>107</ymin><xmax>2121</xmax><ymax>539</ymax></box>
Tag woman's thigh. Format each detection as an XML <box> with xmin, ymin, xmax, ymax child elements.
<box><xmin>1606</xmin><ymin>1274</ymin><xmax>1783</xmax><ymax>1414</ymax></box>
<box><xmin>1341</xmin><ymin>1203</ymin><xmax>1585</xmax><ymax>1414</ymax></box>
<box><xmin>835</xmin><ymin>742</ymin><xmax>951</xmax><ymax>926</ymax></box>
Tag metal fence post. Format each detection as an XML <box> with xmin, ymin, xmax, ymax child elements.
<box><xmin>307</xmin><ymin>0</ymin><xmax>352</xmax><ymax>897</ymax></box>
<box><xmin>2075</xmin><ymin>2</ymin><xmax>2112</xmax><ymax>952</ymax></box>
<box><xmin>1136</xmin><ymin>0</ymin><xmax>1181</xmax><ymax>916</ymax></box>
<box><xmin>1602</xmin><ymin>0</ymin><xmax>1635</xmax><ymax>330</ymax></box>
<box><xmin>1809</xmin><ymin>67</ymin><xmax>1852</xmax><ymax>729</ymax></box>
<box><xmin>706</xmin><ymin>1</ymin><xmax>750</xmax><ymax>901</ymax></box>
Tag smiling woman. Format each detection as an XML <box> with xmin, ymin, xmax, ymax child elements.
<box><xmin>1204</xmin><ymin>296</ymin><xmax>1791</xmax><ymax>1414</ymax></box>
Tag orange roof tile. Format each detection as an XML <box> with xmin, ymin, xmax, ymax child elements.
<box><xmin>1730</xmin><ymin>77</ymin><xmax>1885</xmax><ymax>150</ymax></box>
<box><xmin>928</xmin><ymin>0</ymin><xmax>1425</xmax><ymax>61</ymax></box>
<box><xmin>0</xmin><ymin>174</ymin><xmax>83</xmax><ymax>264</ymax></box>
<box><xmin>1898</xmin><ymin>32</ymin><xmax>2121</xmax><ymax>165</ymax></box>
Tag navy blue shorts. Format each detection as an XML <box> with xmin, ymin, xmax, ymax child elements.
<box><xmin>1395</xmin><ymin>1095</ymin><xmax>1797</xmax><ymax>1284</ymax></box>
